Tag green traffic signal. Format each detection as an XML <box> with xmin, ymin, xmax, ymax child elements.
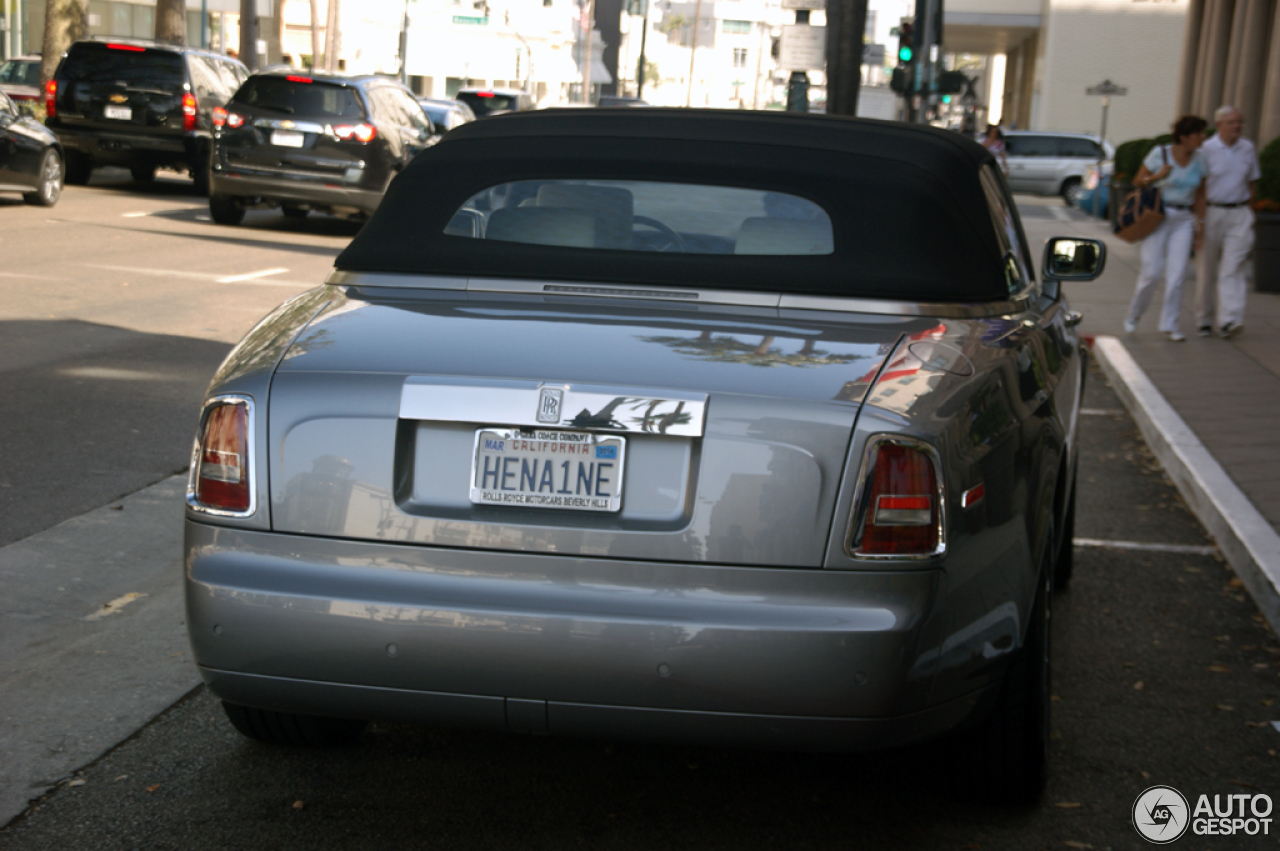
<box><xmin>898</xmin><ymin>45</ymin><xmax>913</xmax><ymax>62</ymax></box>
<box><xmin>942</xmin><ymin>95</ymin><xmax>951</xmax><ymax>104</ymax></box>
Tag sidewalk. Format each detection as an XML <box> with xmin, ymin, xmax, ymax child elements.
<box><xmin>1017</xmin><ymin>197</ymin><xmax>1280</xmax><ymax>629</ymax></box>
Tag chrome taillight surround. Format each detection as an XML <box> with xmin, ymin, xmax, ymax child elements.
<box><xmin>186</xmin><ymin>395</ymin><xmax>257</xmax><ymax>518</ymax></box>
<box><xmin>844</xmin><ymin>434</ymin><xmax>947</xmax><ymax>561</ymax></box>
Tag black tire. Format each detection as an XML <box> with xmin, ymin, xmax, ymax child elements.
<box><xmin>281</xmin><ymin>205</ymin><xmax>309</xmax><ymax>219</ymax></box>
<box><xmin>23</xmin><ymin>149</ymin><xmax>63</xmax><ymax>207</ymax></box>
<box><xmin>64</xmin><ymin>152</ymin><xmax>92</xmax><ymax>186</ymax></box>
<box><xmin>953</xmin><ymin>544</ymin><xmax>1051</xmax><ymax>806</ymax></box>
<box><xmin>131</xmin><ymin>164</ymin><xmax>156</xmax><ymax>183</ymax></box>
<box><xmin>209</xmin><ymin>195</ymin><xmax>246</xmax><ymax>225</ymax></box>
<box><xmin>1054</xmin><ymin>478</ymin><xmax>1076</xmax><ymax>590</ymax></box>
<box><xmin>222</xmin><ymin>702</ymin><xmax>366</xmax><ymax>746</ymax></box>
<box><xmin>191</xmin><ymin>144</ymin><xmax>211</xmax><ymax>196</ymax></box>
<box><xmin>1061</xmin><ymin>177</ymin><xmax>1083</xmax><ymax>206</ymax></box>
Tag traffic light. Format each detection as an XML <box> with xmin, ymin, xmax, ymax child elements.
<box><xmin>897</xmin><ymin>20</ymin><xmax>914</xmax><ymax>63</ymax></box>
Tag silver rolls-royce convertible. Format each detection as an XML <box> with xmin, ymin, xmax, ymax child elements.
<box><xmin>183</xmin><ymin>109</ymin><xmax>1105</xmax><ymax>805</ymax></box>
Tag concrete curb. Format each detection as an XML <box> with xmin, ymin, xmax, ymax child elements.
<box><xmin>1094</xmin><ymin>336</ymin><xmax>1280</xmax><ymax>636</ymax></box>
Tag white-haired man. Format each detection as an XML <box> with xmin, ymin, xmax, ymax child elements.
<box><xmin>1195</xmin><ymin>106</ymin><xmax>1260</xmax><ymax>338</ymax></box>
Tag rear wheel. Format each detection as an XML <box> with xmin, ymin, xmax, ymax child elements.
<box><xmin>281</xmin><ymin>204</ymin><xmax>309</xmax><ymax>219</ymax></box>
<box><xmin>130</xmin><ymin>164</ymin><xmax>156</xmax><ymax>183</ymax></box>
<box><xmin>953</xmin><ymin>541</ymin><xmax>1051</xmax><ymax>805</ymax></box>
<box><xmin>1061</xmin><ymin>177</ymin><xmax>1083</xmax><ymax>207</ymax></box>
<box><xmin>222</xmin><ymin>702</ymin><xmax>366</xmax><ymax>746</ymax></box>
<box><xmin>23</xmin><ymin>149</ymin><xmax>63</xmax><ymax>207</ymax></box>
<box><xmin>64</xmin><ymin>152</ymin><xmax>93</xmax><ymax>186</ymax></box>
<box><xmin>209</xmin><ymin>195</ymin><xmax>246</xmax><ymax>225</ymax></box>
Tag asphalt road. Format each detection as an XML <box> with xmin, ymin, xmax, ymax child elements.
<box><xmin>2</xmin><ymin>185</ymin><xmax>1279</xmax><ymax>849</ymax></box>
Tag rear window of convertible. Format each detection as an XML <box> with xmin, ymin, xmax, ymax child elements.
<box><xmin>447</xmin><ymin>180</ymin><xmax>835</xmax><ymax>256</ymax></box>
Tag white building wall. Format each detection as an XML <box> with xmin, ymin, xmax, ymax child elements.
<box><xmin>1034</xmin><ymin>0</ymin><xmax>1188</xmax><ymax>145</ymax></box>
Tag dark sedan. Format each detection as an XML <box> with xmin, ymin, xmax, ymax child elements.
<box><xmin>0</xmin><ymin>90</ymin><xmax>62</xmax><ymax>206</ymax></box>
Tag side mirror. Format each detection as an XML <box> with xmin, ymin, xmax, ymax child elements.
<box><xmin>1042</xmin><ymin>237</ymin><xmax>1106</xmax><ymax>281</ymax></box>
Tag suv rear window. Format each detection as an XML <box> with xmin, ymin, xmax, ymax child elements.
<box><xmin>60</xmin><ymin>43</ymin><xmax>185</xmax><ymax>85</ymax></box>
<box><xmin>232</xmin><ymin>76</ymin><xmax>364</xmax><ymax>118</ymax></box>
<box><xmin>456</xmin><ymin>92</ymin><xmax>520</xmax><ymax>116</ymax></box>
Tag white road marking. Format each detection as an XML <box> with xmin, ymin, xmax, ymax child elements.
<box><xmin>122</xmin><ymin>212</ymin><xmax>149</xmax><ymax>218</ymax></box>
<box><xmin>1074</xmin><ymin>537</ymin><xmax>1218</xmax><ymax>556</ymax></box>
<box><xmin>0</xmin><ymin>271</ymin><xmax>67</xmax><ymax>280</ymax></box>
<box><xmin>84</xmin><ymin>591</ymin><xmax>148</xmax><ymax>621</ymax></box>
<box><xmin>1081</xmin><ymin>408</ymin><xmax>1125</xmax><ymax>416</ymax></box>
<box><xmin>1048</xmin><ymin>205</ymin><xmax>1072</xmax><ymax>222</ymax></box>
<box><xmin>217</xmin><ymin>267</ymin><xmax>290</xmax><ymax>283</ymax></box>
<box><xmin>85</xmin><ymin>264</ymin><xmax>310</xmax><ymax>287</ymax></box>
<box><xmin>195</xmin><ymin>215</ymin><xmax>211</xmax><ymax>221</ymax></box>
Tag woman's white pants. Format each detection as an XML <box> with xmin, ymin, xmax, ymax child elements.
<box><xmin>1126</xmin><ymin>207</ymin><xmax>1196</xmax><ymax>333</ymax></box>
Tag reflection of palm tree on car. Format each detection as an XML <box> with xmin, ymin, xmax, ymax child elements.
<box><xmin>641</xmin><ymin>332</ymin><xmax>857</xmax><ymax>367</ymax></box>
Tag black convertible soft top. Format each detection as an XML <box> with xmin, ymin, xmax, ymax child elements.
<box><xmin>336</xmin><ymin>109</ymin><xmax>1023</xmax><ymax>302</ymax></box>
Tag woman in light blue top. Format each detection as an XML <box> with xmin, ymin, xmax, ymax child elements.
<box><xmin>1123</xmin><ymin>115</ymin><xmax>1209</xmax><ymax>341</ymax></box>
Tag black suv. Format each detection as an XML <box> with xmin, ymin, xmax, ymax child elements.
<box><xmin>45</xmin><ymin>39</ymin><xmax>248</xmax><ymax>193</ymax></box>
<box><xmin>207</xmin><ymin>71</ymin><xmax>440</xmax><ymax>224</ymax></box>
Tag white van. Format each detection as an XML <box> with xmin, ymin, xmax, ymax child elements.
<box><xmin>1001</xmin><ymin>131</ymin><xmax>1114</xmax><ymax>204</ymax></box>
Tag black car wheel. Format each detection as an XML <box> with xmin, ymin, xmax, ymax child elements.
<box><xmin>131</xmin><ymin>164</ymin><xmax>157</xmax><ymax>183</ymax></box>
<box><xmin>281</xmin><ymin>204</ymin><xmax>310</xmax><ymax>219</ymax></box>
<box><xmin>1061</xmin><ymin>177</ymin><xmax>1083</xmax><ymax>207</ymax></box>
<box><xmin>24</xmin><ymin>149</ymin><xmax>64</xmax><ymax>207</ymax></box>
<box><xmin>64</xmin><ymin>151</ymin><xmax>93</xmax><ymax>186</ymax></box>
<box><xmin>952</xmin><ymin>536</ymin><xmax>1051</xmax><ymax>806</ymax></box>
<box><xmin>209</xmin><ymin>195</ymin><xmax>246</xmax><ymax>225</ymax></box>
<box><xmin>222</xmin><ymin>702</ymin><xmax>366</xmax><ymax>746</ymax></box>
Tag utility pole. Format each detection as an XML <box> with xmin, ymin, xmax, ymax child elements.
<box><xmin>823</xmin><ymin>0</ymin><xmax>867</xmax><ymax>116</ymax></box>
<box><xmin>398</xmin><ymin>0</ymin><xmax>409</xmax><ymax>84</ymax></box>
<box><xmin>635</xmin><ymin>0</ymin><xmax>649</xmax><ymax>99</ymax></box>
<box><xmin>239</xmin><ymin>0</ymin><xmax>258</xmax><ymax>70</ymax></box>
<box><xmin>309</xmin><ymin>0</ymin><xmax>320</xmax><ymax>71</ymax></box>
<box><xmin>583</xmin><ymin>0</ymin><xmax>595</xmax><ymax>104</ymax></box>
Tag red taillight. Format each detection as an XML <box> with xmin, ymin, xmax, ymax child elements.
<box><xmin>190</xmin><ymin>399</ymin><xmax>252</xmax><ymax>514</ymax></box>
<box><xmin>226</xmin><ymin>112</ymin><xmax>245</xmax><ymax>129</ymax></box>
<box><xmin>855</xmin><ymin>441</ymin><xmax>940</xmax><ymax>556</ymax></box>
<box><xmin>475</xmin><ymin>91</ymin><xmax>496</xmax><ymax>98</ymax></box>
<box><xmin>332</xmin><ymin>122</ymin><xmax>376</xmax><ymax>143</ymax></box>
<box><xmin>286</xmin><ymin>75</ymin><xmax>313</xmax><ymax>83</ymax></box>
<box><xmin>45</xmin><ymin>80</ymin><xmax>57</xmax><ymax>118</ymax></box>
<box><xmin>182</xmin><ymin>92</ymin><xmax>198</xmax><ymax>132</ymax></box>
<box><xmin>212</xmin><ymin>106</ymin><xmax>227</xmax><ymax>128</ymax></box>
<box><xmin>107</xmin><ymin>43</ymin><xmax>146</xmax><ymax>51</ymax></box>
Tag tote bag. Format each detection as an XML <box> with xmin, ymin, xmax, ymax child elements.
<box><xmin>1114</xmin><ymin>146</ymin><xmax>1168</xmax><ymax>243</ymax></box>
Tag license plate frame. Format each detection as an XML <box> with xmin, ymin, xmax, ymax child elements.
<box><xmin>104</xmin><ymin>105</ymin><xmax>131</xmax><ymax>121</ymax></box>
<box><xmin>270</xmin><ymin>129</ymin><xmax>305</xmax><ymax>148</ymax></box>
<box><xmin>470</xmin><ymin>428</ymin><xmax>625</xmax><ymax>513</ymax></box>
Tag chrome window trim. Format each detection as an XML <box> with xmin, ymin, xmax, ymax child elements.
<box><xmin>186</xmin><ymin>395</ymin><xmax>257</xmax><ymax>519</ymax></box>
<box><xmin>400</xmin><ymin>377</ymin><xmax>707</xmax><ymax>438</ymax></box>
<box><xmin>326</xmin><ymin>271</ymin><xmax>1034</xmax><ymax>318</ymax></box>
<box><xmin>843</xmin><ymin>434</ymin><xmax>947</xmax><ymax>561</ymax></box>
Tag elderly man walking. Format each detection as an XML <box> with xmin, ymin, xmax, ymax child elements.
<box><xmin>1195</xmin><ymin>106</ymin><xmax>1261</xmax><ymax>338</ymax></box>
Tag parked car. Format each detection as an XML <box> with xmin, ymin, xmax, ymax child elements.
<box><xmin>1001</xmin><ymin>130</ymin><xmax>1113</xmax><ymax>204</ymax></box>
<box><xmin>597</xmin><ymin>95</ymin><xmax>649</xmax><ymax>107</ymax></box>
<box><xmin>1072</xmin><ymin>161</ymin><xmax>1113</xmax><ymax>219</ymax></box>
<box><xmin>417</xmin><ymin>96</ymin><xmax>475</xmax><ymax>132</ymax></box>
<box><xmin>184</xmin><ymin>109</ymin><xmax>1104</xmax><ymax>805</ymax></box>
<box><xmin>0</xmin><ymin>56</ymin><xmax>42</xmax><ymax>115</ymax></box>
<box><xmin>455</xmin><ymin>87</ymin><xmax>533</xmax><ymax>118</ymax></box>
<box><xmin>44</xmin><ymin>38</ymin><xmax>247</xmax><ymax>193</ymax></box>
<box><xmin>208</xmin><ymin>71</ymin><xmax>441</xmax><ymax>225</ymax></box>
<box><xmin>0</xmin><ymin>89</ymin><xmax>63</xmax><ymax>206</ymax></box>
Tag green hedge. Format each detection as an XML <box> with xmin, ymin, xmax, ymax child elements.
<box><xmin>1113</xmin><ymin>134</ymin><xmax>1172</xmax><ymax>183</ymax></box>
<box><xmin>1258</xmin><ymin>136</ymin><xmax>1280</xmax><ymax>208</ymax></box>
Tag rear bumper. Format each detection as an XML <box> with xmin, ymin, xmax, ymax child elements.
<box><xmin>185</xmin><ymin>521</ymin><xmax>977</xmax><ymax>751</ymax></box>
<box><xmin>51</xmin><ymin>124</ymin><xmax>201</xmax><ymax>166</ymax></box>
<box><xmin>210</xmin><ymin>170</ymin><xmax>383</xmax><ymax>213</ymax></box>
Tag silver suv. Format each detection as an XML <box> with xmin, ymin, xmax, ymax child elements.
<box><xmin>1002</xmin><ymin>131</ymin><xmax>1113</xmax><ymax>204</ymax></box>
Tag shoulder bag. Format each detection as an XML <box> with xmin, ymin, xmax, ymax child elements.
<box><xmin>1114</xmin><ymin>145</ymin><xmax>1167</xmax><ymax>243</ymax></box>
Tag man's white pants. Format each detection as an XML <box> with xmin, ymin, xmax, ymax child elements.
<box><xmin>1127</xmin><ymin>207</ymin><xmax>1195</xmax><ymax>333</ymax></box>
<box><xmin>1195</xmin><ymin>206</ymin><xmax>1255</xmax><ymax>328</ymax></box>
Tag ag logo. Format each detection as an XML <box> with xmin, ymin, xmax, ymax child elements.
<box><xmin>1133</xmin><ymin>785</ymin><xmax>1190</xmax><ymax>843</ymax></box>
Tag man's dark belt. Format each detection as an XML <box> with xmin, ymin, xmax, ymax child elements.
<box><xmin>1209</xmin><ymin>201</ymin><xmax>1249</xmax><ymax>207</ymax></box>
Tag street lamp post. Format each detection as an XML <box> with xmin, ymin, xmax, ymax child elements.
<box><xmin>1086</xmin><ymin>79</ymin><xmax>1127</xmax><ymax>221</ymax></box>
<box><xmin>399</xmin><ymin>0</ymin><xmax>410</xmax><ymax>85</ymax></box>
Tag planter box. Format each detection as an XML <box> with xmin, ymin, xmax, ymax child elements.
<box><xmin>1255</xmin><ymin>211</ymin><xmax>1280</xmax><ymax>294</ymax></box>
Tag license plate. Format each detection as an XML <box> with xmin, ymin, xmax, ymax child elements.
<box><xmin>104</xmin><ymin>105</ymin><xmax>131</xmax><ymax>121</ymax></box>
<box><xmin>271</xmin><ymin>130</ymin><xmax>305</xmax><ymax>148</ymax></box>
<box><xmin>470</xmin><ymin>428</ymin><xmax>625</xmax><ymax>512</ymax></box>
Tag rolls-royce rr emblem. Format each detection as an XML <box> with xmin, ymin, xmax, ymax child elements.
<box><xmin>537</xmin><ymin>387</ymin><xmax>563</xmax><ymax>424</ymax></box>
